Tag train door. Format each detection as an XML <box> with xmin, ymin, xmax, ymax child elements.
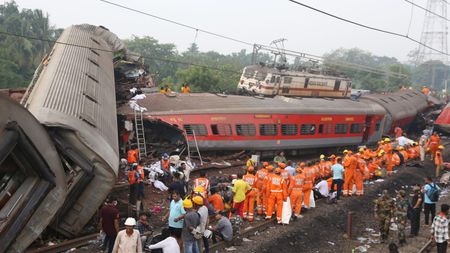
<box><xmin>333</xmin><ymin>80</ymin><xmax>341</xmax><ymax>91</ymax></box>
<box><xmin>362</xmin><ymin>116</ymin><xmax>373</xmax><ymax>143</ymax></box>
<box><xmin>273</xmin><ymin>75</ymin><xmax>281</xmax><ymax>96</ymax></box>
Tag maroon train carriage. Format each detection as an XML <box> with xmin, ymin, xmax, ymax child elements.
<box><xmin>435</xmin><ymin>102</ymin><xmax>450</xmax><ymax>134</ymax></box>
<box><xmin>118</xmin><ymin>90</ymin><xmax>429</xmax><ymax>153</ymax></box>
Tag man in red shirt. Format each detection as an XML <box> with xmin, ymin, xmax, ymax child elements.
<box><xmin>99</xmin><ymin>196</ymin><xmax>120</xmax><ymax>253</ymax></box>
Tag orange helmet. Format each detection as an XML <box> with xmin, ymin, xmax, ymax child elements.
<box><xmin>296</xmin><ymin>167</ymin><xmax>303</xmax><ymax>173</ymax></box>
<box><xmin>329</xmin><ymin>155</ymin><xmax>336</xmax><ymax>159</ymax></box>
<box><xmin>348</xmin><ymin>150</ymin><xmax>353</xmax><ymax>155</ymax></box>
<box><xmin>299</xmin><ymin>162</ymin><xmax>306</xmax><ymax>167</ymax></box>
<box><xmin>247</xmin><ymin>166</ymin><xmax>255</xmax><ymax>172</ymax></box>
<box><xmin>267</xmin><ymin>165</ymin><xmax>274</xmax><ymax>171</ymax></box>
<box><xmin>262</xmin><ymin>162</ymin><xmax>269</xmax><ymax>167</ymax></box>
<box><xmin>275</xmin><ymin>168</ymin><xmax>282</xmax><ymax>174</ymax></box>
<box><xmin>278</xmin><ymin>162</ymin><xmax>286</xmax><ymax>169</ymax></box>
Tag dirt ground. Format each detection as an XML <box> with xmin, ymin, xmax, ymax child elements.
<box><xmin>224</xmin><ymin>156</ymin><xmax>445</xmax><ymax>253</ymax></box>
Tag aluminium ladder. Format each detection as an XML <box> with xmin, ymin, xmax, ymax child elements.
<box><xmin>134</xmin><ymin>108</ymin><xmax>147</xmax><ymax>160</ymax></box>
<box><xmin>185</xmin><ymin>129</ymin><xmax>203</xmax><ymax>166</ymax></box>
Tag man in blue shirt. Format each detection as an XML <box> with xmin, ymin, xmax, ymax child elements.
<box><xmin>163</xmin><ymin>191</ymin><xmax>185</xmax><ymax>239</ymax></box>
<box><xmin>423</xmin><ymin>177</ymin><xmax>440</xmax><ymax>225</ymax></box>
<box><xmin>330</xmin><ymin>157</ymin><xmax>345</xmax><ymax>200</ymax></box>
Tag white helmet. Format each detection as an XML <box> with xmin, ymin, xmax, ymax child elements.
<box><xmin>124</xmin><ymin>217</ymin><xmax>136</xmax><ymax>226</ymax></box>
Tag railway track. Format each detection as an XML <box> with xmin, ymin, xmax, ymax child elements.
<box><xmin>418</xmin><ymin>240</ymin><xmax>433</xmax><ymax>253</ymax></box>
<box><xmin>26</xmin><ymin>234</ymin><xmax>98</xmax><ymax>253</ymax></box>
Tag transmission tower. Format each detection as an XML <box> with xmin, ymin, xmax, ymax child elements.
<box><xmin>416</xmin><ymin>0</ymin><xmax>448</xmax><ymax>65</ymax></box>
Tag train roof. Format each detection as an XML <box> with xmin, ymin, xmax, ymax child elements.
<box><xmin>118</xmin><ymin>93</ymin><xmax>386</xmax><ymax>116</ymax></box>
<box><xmin>244</xmin><ymin>64</ymin><xmax>350</xmax><ymax>80</ymax></box>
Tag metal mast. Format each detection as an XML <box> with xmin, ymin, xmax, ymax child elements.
<box><xmin>416</xmin><ymin>0</ymin><xmax>448</xmax><ymax>66</ymax></box>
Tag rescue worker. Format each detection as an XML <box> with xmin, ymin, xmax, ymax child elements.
<box><xmin>384</xmin><ymin>138</ymin><xmax>394</xmax><ymax>176</ymax></box>
<box><xmin>243</xmin><ymin>167</ymin><xmax>258</xmax><ymax>221</ymax></box>
<box><xmin>181</xmin><ymin>83</ymin><xmax>191</xmax><ymax>93</ymax></box>
<box><xmin>302</xmin><ymin>162</ymin><xmax>315</xmax><ymax>208</ymax></box>
<box><xmin>395</xmin><ymin>190</ymin><xmax>408</xmax><ymax>246</ymax></box>
<box><xmin>232</xmin><ymin>172</ymin><xmax>251</xmax><ymax>217</ymax></box>
<box><xmin>419</xmin><ymin>132</ymin><xmax>428</xmax><ymax>163</ymax></box>
<box><xmin>255</xmin><ymin>162</ymin><xmax>269</xmax><ymax>215</ymax></box>
<box><xmin>161</xmin><ymin>153</ymin><xmax>171</xmax><ymax>172</ymax></box>
<box><xmin>289</xmin><ymin>166</ymin><xmax>305</xmax><ymax>219</ymax></box>
<box><xmin>265</xmin><ymin>168</ymin><xmax>287</xmax><ymax>224</ymax></box>
<box><xmin>278</xmin><ymin>162</ymin><xmax>292</xmax><ymax>188</ymax></box>
<box><xmin>355</xmin><ymin>152</ymin><xmax>365</xmax><ymax>196</ymax></box>
<box><xmin>127</xmin><ymin>148</ymin><xmax>138</xmax><ymax>165</ymax></box>
<box><xmin>435</xmin><ymin>145</ymin><xmax>444</xmax><ymax>177</ymax></box>
<box><xmin>374</xmin><ymin>190</ymin><xmax>394</xmax><ymax>243</ymax></box>
<box><xmin>262</xmin><ymin>165</ymin><xmax>275</xmax><ymax>215</ymax></box>
<box><xmin>343</xmin><ymin>151</ymin><xmax>357</xmax><ymax>196</ymax></box>
<box><xmin>399</xmin><ymin>146</ymin><xmax>409</xmax><ymax>165</ymax></box>
<box><xmin>427</xmin><ymin>132</ymin><xmax>441</xmax><ymax>161</ymax></box>
<box><xmin>194</xmin><ymin>171</ymin><xmax>210</xmax><ymax>196</ymax></box>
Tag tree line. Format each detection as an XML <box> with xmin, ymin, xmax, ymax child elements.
<box><xmin>1</xmin><ymin>0</ymin><xmax>449</xmax><ymax>94</ymax></box>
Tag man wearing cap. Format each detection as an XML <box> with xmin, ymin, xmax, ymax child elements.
<box><xmin>255</xmin><ymin>163</ymin><xmax>269</xmax><ymax>215</ymax></box>
<box><xmin>232</xmin><ymin>172</ymin><xmax>251</xmax><ymax>217</ymax></box>
<box><xmin>395</xmin><ymin>190</ymin><xmax>408</xmax><ymax>246</ymax></box>
<box><xmin>409</xmin><ymin>185</ymin><xmax>423</xmax><ymax>237</ymax></box>
<box><xmin>265</xmin><ymin>168</ymin><xmax>287</xmax><ymax>223</ymax></box>
<box><xmin>242</xmin><ymin>167</ymin><xmax>257</xmax><ymax>221</ymax></box>
<box><xmin>343</xmin><ymin>150</ymin><xmax>357</xmax><ymax>196</ymax></box>
<box><xmin>428</xmin><ymin>133</ymin><xmax>441</xmax><ymax>161</ymax></box>
<box><xmin>193</xmin><ymin>195</ymin><xmax>209</xmax><ymax>253</ymax></box>
<box><xmin>435</xmin><ymin>145</ymin><xmax>445</xmax><ymax>177</ymax></box>
<box><xmin>194</xmin><ymin>171</ymin><xmax>210</xmax><ymax>197</ymax></box>
<box><xmin>289</xmin><ymin>166</ymin><xmax>305</xmax><ymax>219</ymax></box>
<box><xmin>112</xmin><ymin>218</ymin><xmax>142</xmax><ymax>253</ymax></box>
<box><xmin>176</xmin><ymin>199</ymin><xmax>200</xmax><ymax>253</ymax></box>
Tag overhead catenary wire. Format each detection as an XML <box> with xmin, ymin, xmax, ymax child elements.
<box><xmin>98</xmin><ymin>0</ymin><xmax>410</xmax><ymax>79</ymax></box>
<box><xmin>404</xmin><ymin>0</ymin><xmax>449</xmax><ymax>21</ymax></box>
<box><xmin>287</xmin><ymin>0</ymin><xmax>450</xmax><ymax>57</ymax></box>
<box><xmin>0</xmin><ymin>30</ymin><xmax>241</xmax><ymax>74</ymax></box>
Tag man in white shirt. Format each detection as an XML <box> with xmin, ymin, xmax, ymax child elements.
<box><xmin>148</xmin><ymin>228</ymin><xmax>180</xmax><ymax>253</ymax></box>
<box><xmin>313</xmin><ymin>177</ymin><xmax>329</xmax><ymax>199</ymax></box>
<box><xmin>285</xmin><ymin>161</ymin><xmax>296</xmax><ymax>176</ymax></box>
<box><xmin>112</xmin><ymin>218</ymin><xmax>142</xmax><ymax>253</ymax></box>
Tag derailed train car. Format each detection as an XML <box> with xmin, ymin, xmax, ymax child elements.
<box><xmin>0</xmin><ymin>24</ymin><xmax>121</xmax><ymax>252</ymax></box>
<box><xmin>118</xmin><ymin>90</ymin><xmax>430</xmax><ymax>152</ymax></box>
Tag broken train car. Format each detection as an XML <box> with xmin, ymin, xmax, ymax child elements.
<box><xmin>0</xmin><ymin>24</ymin><xmax>122</xmax><ymax>252</ymax></box>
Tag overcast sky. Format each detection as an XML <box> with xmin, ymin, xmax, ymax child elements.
<box><xmin>13</xmin><ymin>0</ymin><xmax>437</xmax><ymax>62</ymax></box>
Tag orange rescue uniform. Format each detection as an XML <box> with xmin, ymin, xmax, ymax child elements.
<box><xmin>255</xmin><ymin>168</ymin><xmax>268</xmax><ymax>214</ymax></box>
<box><xmin>302</xmin><ymin>167</ymin><xmax>315</xmax><ymax>207</ymax></box>
<box><xmin>343</xmin><ymin>155</ymin><xmax>358</xmax><ymax>196</ymax></box>
<box><xmin>265</xmin><ymin>174</ymin><xmax>287</xmax><ymax>222</ymax></box>
<box><xmin>243</xmin><ymin>173</ymin><xmax>258</xmax><ymax>221</ymax></box>
<box><xmin>289</xmin><ymin>173</ymin><xmax>305</xmax><ymax>217</ymax></box>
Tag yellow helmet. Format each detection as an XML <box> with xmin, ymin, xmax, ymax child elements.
<box><xmin>192</xmin><ymin>196</ymin><xmax>204</xmax><ymax>205</ymax></box>
<box><xmin>343</xmin><ymin>150</ymin><xmax>349</xmax><ymax>154</ymax></box>
<box><xmin>320</xmin><ymin>154</ymin><xmax>325</xmax><ymax>159</ymax></box>
<box><xmin>359</xmin><ymin>148</ymin><xmax>364</xmax><ymax>153</ymax></box>
<box><xmin>183</xmin><ymin>199</ymin><xmax>193</xmax><ymax>209</ymax></box>
<box><xmin>384</xmin><ymin>138</ymin><xmax>391</xmax><ymax>143</ymax></box>
<box><xmin>194</xmin><ymin>186</ymin><xmax>205</xmax><ymax>194</ymax></box>
<box><xmin>378</xmin><ymin>151</ymin><xmax>385</xmax><ymax>157</ymax></box>
<box><xmin>438</xmin><ymin>145</ymin><xmax>444</xmax><ymax>150</ymax></box>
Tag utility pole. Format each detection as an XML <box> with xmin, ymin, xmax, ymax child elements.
<box><xmin>416</xmin><ymin>0</ymin><xmax>448</xmax><ymax>65</ymax></box>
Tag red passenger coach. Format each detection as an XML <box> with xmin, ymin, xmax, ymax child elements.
<box><xmin>119</xmin><ymin>93</ymin><xmax>388</xmax><ymax>151</ymax></box>
<box><xmin>435</xmin><ymin>102</ymin><xmax>450</xmax><ymax>134</ymax></box>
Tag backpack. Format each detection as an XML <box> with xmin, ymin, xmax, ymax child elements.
<box><xmin>427</xmin><ymin>183</ymin><xmax>440</xmax><ymax>202</ymax></box>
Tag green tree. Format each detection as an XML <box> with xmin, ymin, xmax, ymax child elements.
<box><xmin>176</xmin><ymin>66</ymin><xmax>221</xmax><ymax>92</ymax></box>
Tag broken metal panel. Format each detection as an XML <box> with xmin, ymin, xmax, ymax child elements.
<box><xmin>0</xmin><ymin>94</ymin><xmax>66</xmax><ymax>253</ymax></box>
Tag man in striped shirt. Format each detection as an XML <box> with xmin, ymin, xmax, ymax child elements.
<box><xmin>431</xmin><ymin>204</ymin><xmax>450</xmax><ymax>253</ymax></box>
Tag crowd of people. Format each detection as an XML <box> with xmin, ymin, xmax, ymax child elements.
<box><xmin>101</xmin><ymin>126</ymin><xmax>447</xmax><ymax>253</ymax></box>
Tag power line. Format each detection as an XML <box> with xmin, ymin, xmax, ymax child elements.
<box><xmin>287</xmin><ymin>0</ymin><xmax>450</xmax><ymax>57</ymax></box>
<box><xmin>99</xmin><ymin>0</ymin><xmax>253</xmax><ymax>47</ymax></box>
<box><xmin>98</xmin><ymin>0</ymin><xmax>410</xmax><ymax>79</ymax></box>
<box><xmin>404</xmin><ymin>0</ymin><xmax>449</xmax><ymax>21</ymax></box>
<box><xmin>0</xmin><ymin>30</ymin><xmax>241</xmax><ymax>74</ymax></box>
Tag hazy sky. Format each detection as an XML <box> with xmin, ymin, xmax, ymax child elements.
<box><xmin>13</xmin><ymin>0</ymin><xmax>434</xmax><ymax>61</ymax></box>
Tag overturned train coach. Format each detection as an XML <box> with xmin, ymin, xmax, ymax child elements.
<box><xmin>0</xmin><ymin>24</ymin><xmax>120</xmax><ymax>252</ymax></box>
<box><xmin>118</xmin><ymin>90</ymin><xmax>431</xmax><ymax>152</ymax></box>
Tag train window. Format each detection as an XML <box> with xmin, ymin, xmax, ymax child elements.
<box><xmin>301</xmin><ymin>124</ymin><xmax>316</xmax><ymax>135</ymax></box>
<box><xmin>318</xmin><ymin>124</ymin><xmax>333</xmax><ymax>134</ymax></box>
<box><xmin>350</xmin><ymin>123</ymin><xmax>363</xmax><ymax>133</ymax></box>
<box><xmin>276</xmin><ymin>76</ymin><xmax>281</xmax><ymax>83</ymax></box>
<box><xmin>375</xmin><ymin>121</ymin><xmax>381</xmax><ymax>131</ymax></box>
<box><xmin>255</xmin><ymin>71</ymin><xmax>267</xmax><ymax>81</ymax></box>
<box><xmin>236</xmin><ymin>124</ymin><xmax>256</xmax><ymax>136</ymax></box>
<box><xmin>243</xmin><ymin>69</ymin><xmax>255</xmax><ymax>78</ymax></box>
<box><xmin>281</xmin><ymin>124</ymin><xmax>298</xmax><ymax>135</ymax></box>
<box><xmin>184</xmin><ymin>124</ymin><xmax>208</xmax><ymax>136</ymax></box>
<box><xmin>284</xmin><ymin>77</ymin><xmax>293</xmax><ymax>84</ymax></box>
<box><xmin>260</xmin><ymin>124</ymin><xmax>278</xmax><ymax>136</ymax></box>
<box><xmin>333</xmin><ymin>80</ymin><xmax>341</xmax><ymax>91</ymax></box>
<box><xmin>335</xmin><ymin>124</ymin><xmax>348</xmax><ymax>134</ymax></box>
<box><xmin>211</xmin><ymin>124</ymin><xmax>232</xmax><ymax>136</ymax></box>
<box><xmin>270</xmin><ymin>76</ymin><xmax>276</xmax><ymax>83</ymax></box>
<box><xmin>304</xmin><ymin>78</ymin><xmax>309</xmax><ymax>88</ymax></box>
